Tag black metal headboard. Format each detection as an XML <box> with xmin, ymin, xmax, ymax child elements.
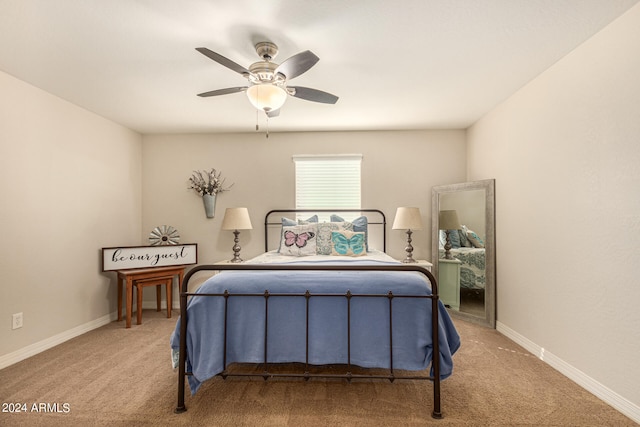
<box><xmin>264</xmin><ymin>209</ymin><xmax>387</xmax><ymax>253</ymax></box>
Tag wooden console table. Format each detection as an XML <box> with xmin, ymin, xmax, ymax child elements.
<box><xmin>116</xmin><ymin>265</ymin><xmax>185</xmax><ymax>328</ymax></box>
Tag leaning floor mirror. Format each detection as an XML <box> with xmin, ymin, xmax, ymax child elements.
<box><xmin>431</xmin><ymin>179</ymin><xmax>495</xmax><ymax>328</ymax></box>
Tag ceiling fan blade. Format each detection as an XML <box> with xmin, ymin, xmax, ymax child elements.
<box><xmin>197</xmin><ymin>87</ymin><xmax>247</xmax><ymax>97</ymax></box>
<box><xmin>196</xmin><ymin>47</ymin><xmax>251</xmax><ymax>76</ymax></box>
<box><xmin>289</xmin><ymin>86</ymin><xmax>339</xmax><ymax>104</ymax></box>
<box><xmin>275</xmin><ymin>50</ymin><xmax>319</xmax><ymax>80</ymax></box>
<box><xmin>266</xmin><ymin>108</ymin><xmax>280</xmax><ymax>118</ymax></box>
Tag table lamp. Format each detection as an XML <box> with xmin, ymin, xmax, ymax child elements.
<box><xmin>439</xmin><ymin>210</ymin><xmax>461</xmax><ymax>260</ymax></box>
<box><xmin>221</xmin><ymin>207</ymin><xmax>253</xmax><ymax>263</ymax></box>
<box><xmin>392</xmin><ymin>207</ymin><xmax>423</xmax><ymax>263</ymax></box>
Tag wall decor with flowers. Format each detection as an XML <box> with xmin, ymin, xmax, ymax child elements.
<box><xmin>188</xmin><ymin>168</ymin><xmax>233</xmax><ymax>218</ymax></box>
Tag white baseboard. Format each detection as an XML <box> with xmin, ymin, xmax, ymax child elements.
<box><xmin>0</xmin><ymin>312</ymin><xmax>117</xmax><ymax>370</ymax></box>
<box><xmin>497</xmin><ymin>321</ymin><xmax>640</xmax><ymax>424</ymax></box>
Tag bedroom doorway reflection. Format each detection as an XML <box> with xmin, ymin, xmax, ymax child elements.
<box><xmin>431</xmin><ymin>179</ymin><xmax>496</xmax><ymax>328</ymax></box>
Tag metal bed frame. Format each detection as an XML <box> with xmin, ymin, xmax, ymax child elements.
<box><xmin>175</xmin><ymin>209</ymin><xmax>444</xmax><ymax>419</ymax></box>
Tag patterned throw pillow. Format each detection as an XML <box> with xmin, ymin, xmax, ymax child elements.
<box><xmin>316</xmin><ymin>222</ymin><xmax>346</xmax><ymax>255</ymax></box>
<box><xmin>330</xmin><ymin>215</ymin><xmax>368</xmax><ymax>251</ymax></box>
<box><xmin>458</xmin><ymin>226</ymin><xmax>471</xmax><ymax>247</ymax></box>
<box><xmin>331</xmin><ymin>230</ymin><xmax>366</xmax><ymax>257</ymax></box>
<box><xmin>278</xmin><ymin>215</ymin><xmax>318</xmax><ymax>252</ymax></box>
<box><xmin>279</xmin><ymin>224</ymin><xmax>317</xmax><ymax>256</ymax></box>
<box><xmin>466</xmin><ymin>229</ymin><xmax>485</xmax><ymax>248</ymax></box>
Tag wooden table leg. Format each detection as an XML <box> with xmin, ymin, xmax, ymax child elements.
<box><xmin>126</xmin><ymin>277</ymin><xmax>133</xmax><ymax>328</ymax></box>
<box><xmin>167</xmin><ymin>278</ymin><xmax>172</xmax><ymax>318</ymax></box>
<box><xmin>137</xmin><ymin>283</ymin><xmax>143</xmax><ymax>325</ymax></box>
<box><xmin>117</xmin><ymin>275</ymin><xmax>123</xmax><ymax>322</ymax></box>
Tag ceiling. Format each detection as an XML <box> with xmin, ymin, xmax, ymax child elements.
<box><xmin>1</xmin><ymin>0</ymin><xmax>638</xmax><ymax>135</ymax></box>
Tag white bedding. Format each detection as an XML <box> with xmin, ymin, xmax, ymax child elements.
<box><xmin>246</xmin><ymin>249</ymin><xmax>400</xmax><ymax>264</ymax></box>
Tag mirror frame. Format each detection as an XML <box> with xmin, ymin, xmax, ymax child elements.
<box><xmin>431</xmin><ymin>179</ymin><xmax>496</xmax><ymax>328</ymax></box>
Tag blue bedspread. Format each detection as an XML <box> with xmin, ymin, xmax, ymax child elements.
<box><xmin>170</xmin><ymin>259</ymin><xmax>460</xmax><ymax>394</ymax></box>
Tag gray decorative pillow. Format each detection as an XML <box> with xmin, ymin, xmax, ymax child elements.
<box><xmin>316</xmin><ymin>222</ymin><xmax>345</xmax><ymax>255</ymax></box>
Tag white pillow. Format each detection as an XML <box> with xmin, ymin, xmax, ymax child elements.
<box><xmin>279</xmin><ymin>224</ymin><xmax>317</xmax><ymax>256</ymax></box>
<box><xmin>466</xmin><ymin>228</ymin><xmax>485</xmax><ymax>248</ymax></box>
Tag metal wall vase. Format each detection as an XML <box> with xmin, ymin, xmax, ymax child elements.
<box><xmin>202</xmin><ymin>194</ymin><xmax>216</xmax><ymax>218</ymax></box>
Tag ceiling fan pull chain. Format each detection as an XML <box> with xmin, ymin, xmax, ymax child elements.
<box><xmin>266</xmin><ymin>115</ymin><xmax>270</xmax><ymax>139</ymax></box>
<box><xmin>255</xmin><ymin>109</ymin><xmax>259</xmax><ymax>131</ymax></box>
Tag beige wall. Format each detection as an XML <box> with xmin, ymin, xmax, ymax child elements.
<box><xmin>0</xmin><ymin>71</ymin><xmax>142</xmax><ymax>360</ymax></box>
<box><xmin>3</xmin><ymin>3</ymin><xmax>638</xmax><ymax>418</ymax></box>
<box><xmin>141</xmin><ymin>130</ymin><xmax>466</xmax><ymax>267</ymax></box>
<box><xmin>438</xmin><ymin>189</ymin><xmax>486</xmax><ymax>239</ymax></box>
<box><xmin>467</xmin><ymin>3</ymin><xmax>640</xmax><ymax>412</ymax></box>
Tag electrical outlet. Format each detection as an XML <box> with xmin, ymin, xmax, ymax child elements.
<box><xmin>12</xmin><ymin>312</ymin><xmax>23</xmax><ymax>330</ymax></box>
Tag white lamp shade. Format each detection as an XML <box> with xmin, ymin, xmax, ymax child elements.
<box><xmin>392</xmin><ymin>207</ymin><xmax>423</xmax><ymax>230</ymax></box>
<box><xmin>439</xmin><ymin>210</ymin><xmax>461</xmax><ymax>230</ymax></box>
<box><xmin>221</xmin><ymin>207</ymin><xmax>253</xmax><ymax>230</ymax></box>
<box><xmin>246</xmin><ymin>84</ymin><xmax>287</xmax><ymax>112</ymax></box>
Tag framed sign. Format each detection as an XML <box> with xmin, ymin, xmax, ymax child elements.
<box><xmin>102</xmin><ymin>244</ymin><xmax>197</xmax><ymax>271</ymax></box>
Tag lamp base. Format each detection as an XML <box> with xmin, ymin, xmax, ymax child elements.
<box><xmin>402</xmin><ymin>229</ymin><xmax>416</xmax><ymax>263</ymax></box>
<box><xmin>229</xmin><ymin>230</ymin><xmax>243</xmax><ymax>263</ymax></box>
<box><xmin>442</xmin><ymin>230</ymin><xmax>454</xmax><ymax>259</ymax></box>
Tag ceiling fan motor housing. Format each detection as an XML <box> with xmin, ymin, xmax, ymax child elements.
<box><xmin>248</xmin><ymin>61</ymin><xmax>285</xmax><ymax>85</ymax></box>
<box><xmin>255</xmin><ymin>41</ymin><xmax>279</xmax><ymax>61</ymax></box>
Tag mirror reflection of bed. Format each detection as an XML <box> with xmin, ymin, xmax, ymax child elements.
<box><xmin>432</xmin><ymin>179</ymin><xmax>495</xmax><ymax>328</ymax></box>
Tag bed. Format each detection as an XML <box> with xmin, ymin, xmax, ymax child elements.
<box><xmin>439</xmin><ymin>229</ymin><xmax>486</xmax><ymax>290</ymax></box>
<box><xmin>171</xmin><ymin>209</ymin><xmax>461</xmax><ymax>419</ymax></box>
<box><xmin>438</xmin><ymin>247</ymin><xmax>486</xmax><ymax>290</ymax></box>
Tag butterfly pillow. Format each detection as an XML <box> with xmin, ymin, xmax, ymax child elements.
<box><xmin>279</xmin><ymin>224</ymin><xmax>317</xmax><ymax>256</ymax></box>
<box><xmin>277</xmin><ymin>215</ymin><xmax>318</xmax><ymax>253</ymax></box>
<box><xmin>331</xmin><ymin>230</ymin><xmax>366</xmax><ymax>257</ymax></box>
<box><xmin>330</xmin><ymin>214</ymin><xmax>368</xmax><ymax>251</ymax></box>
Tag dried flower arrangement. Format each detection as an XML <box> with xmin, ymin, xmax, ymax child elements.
<box><xmin>188</xmin><ymin>169</ymin><xmax>233</xmax><ymax>196</ymax></box>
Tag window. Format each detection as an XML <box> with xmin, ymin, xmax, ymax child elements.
<box><xmin>293</xmin><ymin>154</ymin><xmax>362</xmax><ymax>218</ymax></box>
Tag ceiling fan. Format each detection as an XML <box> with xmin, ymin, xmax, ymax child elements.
<box><xmin>196</xmin><ymin>42</ymin><xmax>339</xmax><ymax>118</ymax></box>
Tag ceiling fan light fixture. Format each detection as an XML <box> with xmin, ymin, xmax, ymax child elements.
<box><xmin>246</xmin><ymin>84</ymin><xmax>287</xmax><ymax>112</ymax></box>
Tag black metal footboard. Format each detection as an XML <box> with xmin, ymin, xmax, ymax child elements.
<box><xmin>175</xmin><ymin>263</ymin><xmax>443</xmax><ymax>419</ymax></box>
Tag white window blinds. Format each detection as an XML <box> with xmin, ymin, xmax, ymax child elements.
<box><xmin>293</xmin><ymin>155</ymin><xmax>362</xmax><ymax>212</ymax></box>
